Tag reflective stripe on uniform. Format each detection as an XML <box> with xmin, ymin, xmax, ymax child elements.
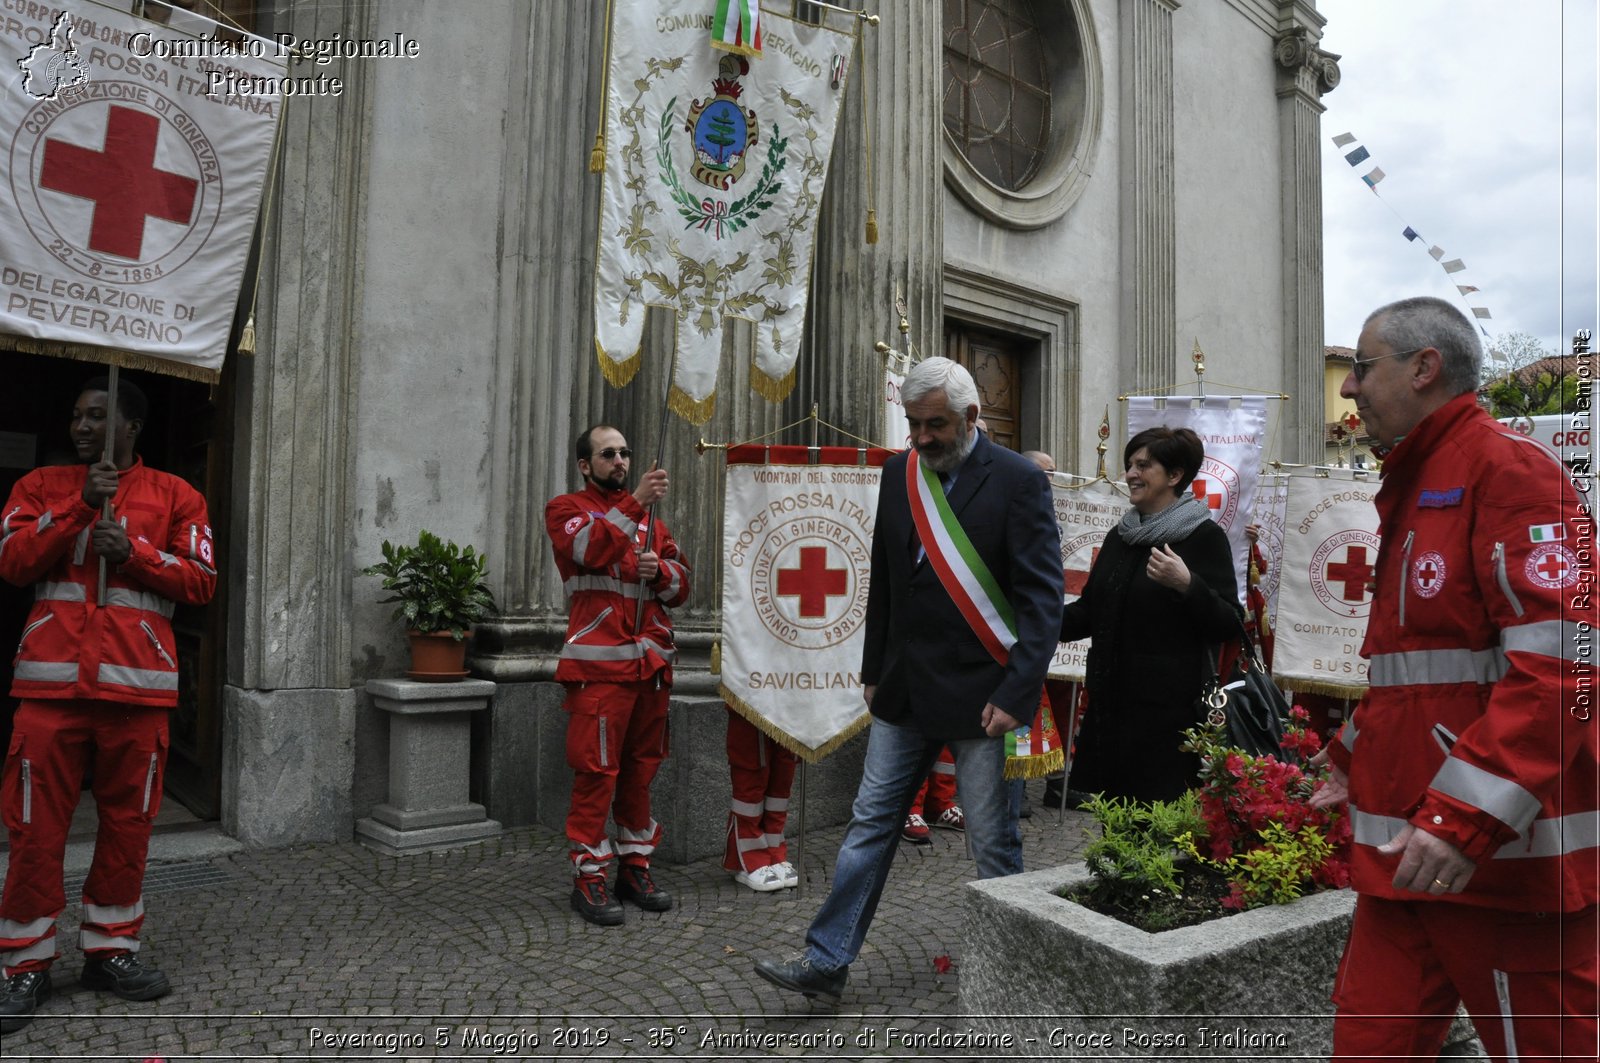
<box><xmin>97</xmin><ymin>663</ymin><xmax>178</xmax><ymax>691</ymax></box>
<box><xmin>658</xmin><ymin>559</ymin><xmax>683</xmax><ymax>601</ymax></box>
<box><xmin>1430</xmin><ymin>757</ymin><xmax>1543</xmax><ymax>833</ymax></box>
<box><xmin>82</xmin><ymin>900</ymin><xmax>144</xmax><ymax>925</ymax></box>
<box><xmin>604</xmin><ymin>507</ymin><xmax>636</xmax><ymax>537</ymax></box>
<box><xmin>1</xmin><ymin>936</ymin><xmax>57</xmax><ymax>966</ymax></box>
<box><xmin>104</xmin><ymin>586</ymin><xmax>176</xmax><ymax>617</ymax></box>
<box><xmin>558</xmin><ymin>639</ymin><xmax>677</xmax><ymax>663</ymax></box>
<box><xmin>14</xmin><ymin>660</ymin><xmax>79</xmax><ymax>682</ymax></box>
<box><xmin>79</xmin><ymin>928</ymin><xmax>139</xmax><ymax>952</ymax></box>
<box><xmin>1340</xmin><ymin>718</ymin><xmax>1359</xmax><ymax>752</ymax></box>
<box><xmin>730</xmin><ymin>798</ymin><xmax>765</xmax><ymax>817</ymax></box>
<box><xmin>35</xmin><ymin>581</ymin><xmax>86</xmax><ymax>602</ymax></box>
<box><xmin>1367</xmin><ymin>647</ymin><xmax>1508</xmax><ymax>688</ymax></box>
<box><xmin>765</xmin><ymin>796</ymin><xmax>789</xmax><ymax>812</ymax></box>
<box><xmin>564</xmin><ymin>574</ymin><xmax>644</xmax><ymax>599</ymax></box>
<box><xmin>571</xmin><ymin>518</ymin><xmax>595</xmax><ymax>566</ymax></box>
<box><xmin>0</xmin><ymin>914</ymin><xmax>57</xmax><ymax>940</ymax></box>
<box><xmin>734</xmin><ymin>834</ymin><xmax>767</xmax><ymax>853</ymax></box>
<box><xmin>1350</xmin><ymin>805</ymin><xmax>1600</xmax><ymax>859</ymax></box>
<box><xmin>1502</xmin><ymin>618</ymin><xmax>1585</xmax><ymax>663</ymax></box>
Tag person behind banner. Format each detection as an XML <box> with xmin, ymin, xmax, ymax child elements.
<box><xmin>1310</xmin><ymin>296</ymin><xmax>1598</xmax><ymax>1061</ymax></box>
<box><xmin>1058</xmin><ymin>426</ymin><xmax>1241</xmax><ymax>803</ymax></box>
<box><xmin>753</xmin><ymin>357</ymin><xmax>1062</xmax><ymax>1003</ymax></box>
<box><xmin>1</xmin><ymin>378</ymin><xmax>216</xmax><ymax>1033</ymax></box>
<box><xmin>544</xmin><ymin>426</ymin><xmax>692</xmax><ymax>927</ymax></box>
<box><xmin>723</xmin><ymin>708</ymin><xmax>799</xmax><ymax>892</ymax></box>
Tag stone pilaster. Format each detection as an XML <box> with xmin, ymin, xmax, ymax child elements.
<box><xmin>1275</xmin><ymin>2</ymin><xmax>1340</xmax><ymax>462</ymax></box>
<box><xmin>1119</xmin><ymin>0</ymin><xmax>1181</xmax><ymax>393</ymax></box>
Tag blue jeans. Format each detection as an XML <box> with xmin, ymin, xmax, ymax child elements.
<box><xmin>804</xmin><ymin>716</ymin><xmax>1021</xmax><ymax>973</ymax></box>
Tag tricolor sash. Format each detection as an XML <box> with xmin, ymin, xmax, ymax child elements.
<box><xmin>906</xmin><ymin>454</ymin><xmax>1062</xmax><ymax>778</ymax></box>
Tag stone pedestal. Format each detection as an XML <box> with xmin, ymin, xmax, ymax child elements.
<box><xmin>355</xmin><ymin>678</ymin><xmax>502</xmax><ymax>854</ymax></box>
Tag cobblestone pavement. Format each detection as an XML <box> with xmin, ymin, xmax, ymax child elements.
<box><xmin>4</xmin><ymin>784</ymin><xmax>1098</xmax><ymax>1061</ymax></box>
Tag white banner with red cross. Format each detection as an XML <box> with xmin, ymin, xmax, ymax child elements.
<box><xmin>0</xmin><ymin>0</ymin><xmax>285</xmax><ymax>379</ymax></box>
<box><xmin>1046</xmin><ymin>477</ymin><xmax>1125</xmax><ymax>682</ymax></box>
<box><xmin>1252</xmin><ymin>471</ymin><xmax>1291</xmax><ymax>628</ymax></box>
<box><xmin>720</xmin><ymin>445</ymin><xmax>891</xmax><ymax>761</ymax></box>
<box><xmin>1274</xmin><ymin>469</ymin><xmax>1380</xmax><ymax>696</ymax></box>
<box><xmin>1126</xmin><ymin>396</ymin><xmax>1268</xmax><ymax>604</ymax></box>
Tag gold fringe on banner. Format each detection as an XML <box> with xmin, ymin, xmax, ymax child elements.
<box><xmin>1280</xmin><ymin>677</ymin><xmax>1366</xmax><ymax>699</ymax></box>
<box><xmin>720</xmin><ymin>683</ymin><xmax>871</xmax><ymax>764</ymax></box>
<box><xmin>667</xmin><ymin>384</ymin><xmax>717</xmax><ymax>426</ymax></box>
<box><xmin>594</xmin><ymin>339</ymin><xmax>641</xmax><ymax>388</ymax></box>
<box><xmin>2</xmin><ymin>336</ymin><xmax>220</xmax><ymax>384</ymax></box>
<box><xmin>1005</xmin><ymin>746</ymin><xmax>1064</xmax><ymax>781</ymax></box>
<box><xmin>749</xmin><ymin>361</ymin><xmax>798</xmax><ymax>404</ymax></box>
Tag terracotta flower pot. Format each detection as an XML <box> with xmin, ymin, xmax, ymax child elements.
<box><xmin>406</xmin><ymin>629</ymin><xmax>469</xmax><ymax>681</ymax></box>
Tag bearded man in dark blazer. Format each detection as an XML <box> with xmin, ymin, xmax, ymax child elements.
<box><xmin>755</xmin><ymin>357</ymin><xmax>1063</xmax><ymax>1003</ymax></box>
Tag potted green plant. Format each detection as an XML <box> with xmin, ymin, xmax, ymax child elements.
<box><xmin>363</xmin><ymin>530</ymin><xmax>497</xmax><ymax>680</ymax></box>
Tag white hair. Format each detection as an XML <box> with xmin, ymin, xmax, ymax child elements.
<box><xmin>1364</xmin><ymin>296</ymin><xmax>1483</xmax><ymax>395</ymax></box>
<box><xmin>902</xmin><ymin>357</ymin><xmax>980</xmax><ymax>416</ymax></box>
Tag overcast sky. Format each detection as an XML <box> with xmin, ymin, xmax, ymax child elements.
<box><xmin>1318</xmin><ymin>1</ymin><xmax>1597</xmax><ymax>360</ymax></box>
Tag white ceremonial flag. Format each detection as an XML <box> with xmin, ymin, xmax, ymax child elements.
<box><xmin>882</xmin><ymin>352</ymin><xmax>910</xmax><ymax>450</ymax></box>
<box><xmin>1253</xmin><ymin>471</ymin><xmax>1291</xmax><ymax>627</ymax></box>
<box><xmin>720</xmin><ymin>445</ymin><xmax>890</xmax><ymax>760</ymax></box>
<box><xmin>593</xmin><ymin>1</ymin><xmax>852</xmax><ymax>423</ymax></box>
<box><xmin>1274</xmin><ymin>470</ymin><xmax>1380</xmax><ymax>696</ymax></box>
<box><xmin>1127</xmin><ymin>395</ymin><xmax>1269</xmax><ymax>602</ymax></box>
<box><xmin>1047</xmin><ymin>478</ymin><xmax>1125</xmax><ymax>682</ymax></box>
<box><xmin>0</xmin><ymin>0</ymin><xmax>287</xmax><ymax>378</ymax></box>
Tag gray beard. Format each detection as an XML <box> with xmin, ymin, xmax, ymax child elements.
<box><xmin>917</xmin><ymin>425</ymin><xmax>975</xmax><ymax>474</ymax></box>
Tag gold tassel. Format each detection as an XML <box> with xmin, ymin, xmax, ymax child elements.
<box><xmin>709</xmin><ymin>637</ymin><xmax>721</xmax><ymax>676</ymax></box>
<box><xmin>864</xmin><ymin>208</ymin><xmax>878</xmax><ymax>244</ymax></box>
<box><xmin>588</xmin><ymin>132</ymin><xmax>605</xmax><ymax>174</ymax></box>
<box><xmin>237</xmin><ymin>312</ymin><xmax>256</xmax><ymax>356</ymax></box>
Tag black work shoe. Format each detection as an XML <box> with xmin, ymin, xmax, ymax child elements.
<box><xmin>570</xmin><ymin>877</ymin><xmax>625</xmax><ymax>926</ymax></box>
<box><xmin>754</xmin><ymin>955</ymin><xmax>847</xmax><ymax>1003</ymax></box>
<box><xmin>80</xmin><ymin>952</ymin><xmax>171</xmax><ymax>1001</ymax></box>
<box><xmin>615</xmin><ymin>865</ymin><xmax>673</xmax><ymax>912</ymax></box>
<box><xmin>0</xmin><ymin>969</ymin><xmax>53</xmax><ymax>1033</ymax></box>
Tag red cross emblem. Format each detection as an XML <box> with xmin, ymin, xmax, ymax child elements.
<box><xmin>776</xmin><ymin>545</ymin><xmax>848</xmax><ymax>618</ymax></box>
<box><xmin>38</xmin><ymin>105</ymin><xmax>199</xmax><ymax>260</ymax></box>
<box><xmin>1063</xmin><ymin>546</ymin><xmax>1101</xmax><ymax>597</ymax></box>
<box><xmin>1524</xmin><ymin>544</ymin><xmax>1578</xmax><ymax>590</ymax></box>
<box><xmin>1324</xmin><ymin>545</ymin><xmax>1374</xmax><ymax>602</ymax></box>
<box><xmin>1191</xmin><ymin>478</ymin><xmax>1223</xmax><ymax>511</ymax></box>
<box><xmin>1411</xmin><ymin>551</ymin><xmax>1446</xmax><ymax>599</ymax></box>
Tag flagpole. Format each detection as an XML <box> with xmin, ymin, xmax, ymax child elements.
<box><xmin>633</xmin><ymin>324</ymin><xmax>679</xmax><ymax>634</ymax></box>
<box><xmin>96</xmin><ymin>364</ymin><xmax>119</xmax><ymax>603</ymax></box>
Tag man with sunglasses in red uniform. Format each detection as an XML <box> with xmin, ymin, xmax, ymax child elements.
<box><xmin>545</xmin><ymin>426</ymin><xmax>691</xmax><ymax>926</ymax></box>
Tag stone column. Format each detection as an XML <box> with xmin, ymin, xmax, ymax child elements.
<box><xmin>1275</xmin><ymin>3</ymin><xmax>1340</xmax><ymax>463</ymax></box>
<box><xmin>1119</xmin><ymin>0</ymin><xmax>1181</xmax><ymax>393</ymax></box>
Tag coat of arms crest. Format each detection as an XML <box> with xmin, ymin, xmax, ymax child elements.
<box><xmin>685</xmin><ymin>56</ymin><xmax>759</xmax><ymax>190</ymax></box>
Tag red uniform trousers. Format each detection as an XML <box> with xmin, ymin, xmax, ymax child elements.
<box><xmin>1</xmin><ymin>699</ymin><xmax>168</xmax><ymax>974</ymax></box>
<box><xmin>721</xmin><ymin>709</ymin><xmax>797</xmax><ymax>873</ymax></box>
<box><xmin>564</xmin><ymin>678</ymin><xmax>668</xmax><ymax>880</ymax></box>
<box><xmin>908</xmin><ymin>746</ymin><xmax>957</xmax><ymax>817</ymax></box>
<box><xmin>1333</xmin><ymin>895</ymin><xmax>1599</xmax><ymax>1062</ymax></box>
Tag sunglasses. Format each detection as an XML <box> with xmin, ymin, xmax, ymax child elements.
<box><xmin>594</xmin><ymin>447</ymin><xmax>632</xmax><ymax>461</ymax></box>
<box><xmin>1350</xmin><ymin>348</ymin><xmax>1424</xmax><ymax>382</ymax></box>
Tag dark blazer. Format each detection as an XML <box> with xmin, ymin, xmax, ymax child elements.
<box><xmin>1059</xmin><ymin>516</ymin><xmax>1241</xmax><ymax>800</ymax></box>
<box><xmin>861</xmin><ymin>432</ymin><xmax>1064</xmax><ymax>741</ymax></box>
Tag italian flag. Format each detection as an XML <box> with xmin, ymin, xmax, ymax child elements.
<box><xmin>711</xmin><ymin>0</ymin><xmax>763</xmax><ymax>57</ymax></box>
<box><xmin>1530</xmin><ymin>523</ymin><xmax>1566</xmax><ymax>543</ymax></box>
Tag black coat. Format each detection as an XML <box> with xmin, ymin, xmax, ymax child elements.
<box><xmin>861</xmin><ymin>433</ymin><xmax>1064</xmax><ymax>741</ymax></box>
<box><xmin>1060</xmin><ymin>516</ymin><xmax>1241</xmax><ymax>801</ymax></box>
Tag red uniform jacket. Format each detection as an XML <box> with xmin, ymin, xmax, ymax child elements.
<box><xmin>544</xmin><ymin>482</ymin><xmax>691</xmax><ymax>684</ymax></box>
<box><xmin>1</xmin><ymin>459</ymin><xmax>216</xmax><ymax>708</ymax></box>
<box><xmin>1329</xmin><ymin>394</ymin><xmax>1598</xmax><ymax>912</ymax></box>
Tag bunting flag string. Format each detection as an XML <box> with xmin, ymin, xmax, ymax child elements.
<box><xmin>1331</xmin><ymin>131</ymin><xmax>1495</xmax><ymax>338</ymax></box>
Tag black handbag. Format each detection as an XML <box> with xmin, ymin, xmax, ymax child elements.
<box><xmin>1198</xmin><ymin>619</ymin><xmax>1291</xmax><ymax>759</ymax></box>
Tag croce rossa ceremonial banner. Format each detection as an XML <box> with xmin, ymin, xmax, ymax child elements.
<box><xmin>1275</xmin><ymin>470</ymin><xmax>1380</xmax><ymax>696</ymax></box>
<box><xmin>0</xmin><ymin>0</ymin><xmax>286</xmax><ymax>378</ymax></box>
<box><xmin>593</xmin><ymin>1</ymin><xmax>852</xmax><ymax>422</ymax></box>
<box><xmin>1046</xmin><ymin>478</ymin><xmax>1124</xmax><ymax>682</ymax></box>
<box><xmin>721</xmin><ymin>446</ymin><xmax>889</xmax><ymax>760</ymax></box>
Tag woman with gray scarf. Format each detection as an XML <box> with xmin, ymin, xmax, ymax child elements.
<box><xmin>1058</xmin><ymin>426</ymin><xmax>1241</xmax><ymax>802</ymax></box>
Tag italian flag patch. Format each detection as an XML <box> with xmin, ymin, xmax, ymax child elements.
<box><xmin>1529</xmin><ymin>523</ymin><xmax>1566</xmax><ymax>543</ymax></box>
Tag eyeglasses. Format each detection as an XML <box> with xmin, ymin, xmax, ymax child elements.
<box><xmin>1350</xmin><ymin>348</ymin><xmax>1424</xmax><ymax>382</ymax></box>
<box><xmin>594</xmin><ymin>447</ymin><xmax>632</xmax><ymax>461</ymax></box>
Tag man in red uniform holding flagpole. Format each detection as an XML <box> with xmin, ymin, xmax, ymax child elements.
<box><xmin>1</xmin><ymin>377</ymin><xmax>215</xmax><ymax>1032</ymax></box>
<box><xmin>545</xmin><ymin>425</ymin><xmax>691</xmax><ymax>926</ymax></box>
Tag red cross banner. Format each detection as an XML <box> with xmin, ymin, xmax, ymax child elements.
<box><xmin>1274</xmin><ymin>469</ymin><xmax>1381</xmax><ymax>696</ymax></box>
<box><xmin>1046</xmin><ymin>477</ymin><xmax>1124</xmax><ymax>682</ymax></box>
<box><xmin>720</xmin><ymin>445</ymin><xmax>890</xmax><ymax>760</ymax></box>
<box><xmin>1</xmin><ymin>0</ymin><xmax>286</xmax><ymax>379</ymax></box>
<box><xmin>1127</xmin><ymin>395</ymin><xmax>1269</xmax><ymax>604</ymax></box>
<box><xmin>1252</xmin><ymin>471</ymin><xmax>1290</xmax><ymax>628</ymax></box>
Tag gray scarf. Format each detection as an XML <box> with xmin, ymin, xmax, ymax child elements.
<box><xmin>1115</xmin><ymin>494</ymin><xmax>1212</xmax><ymax>547</ymax></box>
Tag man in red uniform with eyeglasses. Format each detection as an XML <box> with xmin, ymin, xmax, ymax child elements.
<box><xmin>1</xmin><ymin>378</ymin><xmax>215</xmax><ymax>1032</ymax></box>
<box><xmin>545</xmin><ymin>425</ymin><xmax>691</xmax><ymax>926</ymax></box>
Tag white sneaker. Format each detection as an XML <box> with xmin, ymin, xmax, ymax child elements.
<box><xmin>773</xmin><ymin>860</ymin><xmax>799</xmax><ymax>888</ymax></box>
<box><xmin>733</xmin><ymin>865</ymin><xmax>786</xmax><ymax>892</ymax></box>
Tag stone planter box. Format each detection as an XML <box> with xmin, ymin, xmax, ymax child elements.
<box><xmin>961</xmin><ymin>861</ymin><xmax>1356</xmax><ymax>1061</ymax></box>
